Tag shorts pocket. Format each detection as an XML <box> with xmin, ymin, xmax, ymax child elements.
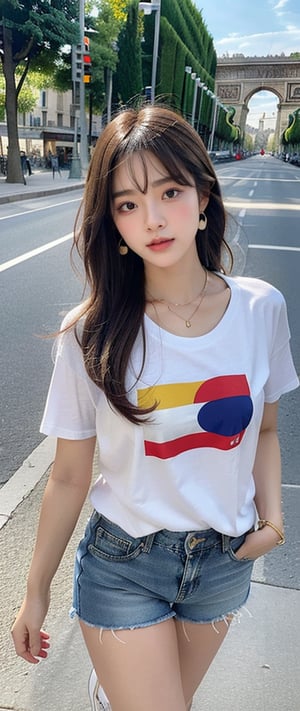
<box><xmin>227</xmin><ymin>533</ymin><xmax>254</xmax><ymax>563</ymax></box>
<box><xmin>88</xmin><ymin>515</ymin><xmax>146</xmax><ymax>562</ymax></box>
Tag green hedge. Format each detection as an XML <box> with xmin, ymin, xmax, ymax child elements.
<box><xmin>112</xmin><ymin>0</ymin><xmax>239</xmax><ymax>145</ymax></box>
<box><xmin>282</xmin><ymin>108</ymin><xmax>300</xmax><ymax>146</ymax></box>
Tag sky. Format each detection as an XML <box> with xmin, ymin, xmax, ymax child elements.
<box><xmin>194</xmin><ymin>0</ymin><xmax>300</xmax><ymax>127</ymax></box>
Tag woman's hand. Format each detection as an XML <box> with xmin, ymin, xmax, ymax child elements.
<box><xmin>11</xmin><ymin>592</ymin><xmax>50</xmax><ymax>664</ymax></box>
<box><xmin>234</xmin><ymin>524</ymin><xmax>284</xmax><ymax>561</ymax></box>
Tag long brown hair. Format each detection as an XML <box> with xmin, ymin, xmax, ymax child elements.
<box><xmin>72</xmin><ymin>105</ymin><xmax>230</xmax><ymax>423</ymax></box>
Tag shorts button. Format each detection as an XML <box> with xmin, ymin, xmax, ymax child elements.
<box><xmin>189</xmin><ymin>535</ymin><xmax>205</xmax><ymax>549</ymax></box>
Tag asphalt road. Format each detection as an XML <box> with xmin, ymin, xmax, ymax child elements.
<box><xmin>219</xmin><ymin>155</ymin><xmax>300</xmax><ymax>588</ymax></box>
<box><xmin>0</xmin><ymin>189</ymin><xmax>83</xmax><ymax>483</ymax></box>
<box><xmin>0</xmin><ymin>156</ymin><xmax>299</xmax><ymax>588</ymax></box>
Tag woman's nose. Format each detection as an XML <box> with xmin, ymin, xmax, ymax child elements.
<box><xmin>145</xmin><ymin>202</ymin><xmax>166</xmax><ymax>230</ymax></box>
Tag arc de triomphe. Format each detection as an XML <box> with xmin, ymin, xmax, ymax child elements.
<box><xmin>215</xmin><ymin>56</ymin><xmax>300</xmax><ymax>147</ymax></box>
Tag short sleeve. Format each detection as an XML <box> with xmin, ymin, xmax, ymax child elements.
<box><xmin>264</xmin><ymin>295</ymin><xmax>299</xmax><ymax>402</ymax></box>
<box><xmin>40</xmin><ymin>326</ymin><xmax>97</xmax><ymax>439</ymax></box>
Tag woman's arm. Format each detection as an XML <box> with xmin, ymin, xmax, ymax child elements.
<box><xmin>252</xmin><ymin>400</ymin><xmax>283</xmax><ymax>529</ymax></box>
<box><xmin>11</xmin><ymin>436</ymin><xmax>96</xmax><ymax>664</ymax></box>
<box><xmin>235</xmin><ymin>400</ymin><xmax>285</xmax><ymax>560</ymax></box>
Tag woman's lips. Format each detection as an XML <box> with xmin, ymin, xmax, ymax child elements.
<box><xmin>147</xmin><ymin>238</ymin><xmax>174</xmax><ymax>251</ymax></box>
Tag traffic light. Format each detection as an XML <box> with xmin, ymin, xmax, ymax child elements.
<box><xmin>83</xmin><ymin>36</ymin><xmax>91</xmax><ymax>84</ymax></box>
<box><xmin>72</xmin><ymin>44</ymin><xmax>82</xmax><ymax>83</ymax></box>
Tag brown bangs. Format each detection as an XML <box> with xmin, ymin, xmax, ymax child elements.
<box><xmin>110</xmin><ymin>146</ymin><xmax>196</xmax><ymax>202</ymax></box>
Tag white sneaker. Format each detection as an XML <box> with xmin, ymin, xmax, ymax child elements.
<box><xmin>88</xmin><ymin>668</ymin><xmax>111</xmax><ymax>710</ymax></box>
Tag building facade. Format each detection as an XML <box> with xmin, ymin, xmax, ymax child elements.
<box><xmin>0</xmin><ymin>87</ymin><xmax>101</xmax><ymax>165</ymax></box>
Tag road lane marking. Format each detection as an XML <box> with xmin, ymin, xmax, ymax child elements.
<box><xmin>225</xmin><ymin>200</ymin><xmax>300</xmax><ymax>211</ymax></box>
<box><xmin>0</xmin><ymin>437</ymin><xmax>56</xmax><ymax>530</ymax></box>
<box><xmin>0</xmin><ymin>196</ymin><xmax>81</xmax><ymax>221</ymax></box>
<box><xmin>249</xmin><ymin>244</ymin><xmax>300</xmax><ymax>252</ymax></box>
<box><xmin>221</xmin><ymin>177</ymin><xmax>299</xmax><ymax>182</ymax></box>
<box><xmin>282</xmin><ymin>484</ymin><xmax>300</xmax><ymax>488</ymax></box>
<box><xmin>0</xmin><ymin>232</ymin><xmax>73</xmax><ymax>272</ymax></box>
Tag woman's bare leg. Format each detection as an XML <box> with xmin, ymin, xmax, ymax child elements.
<box><xmin>175</xmin><ymin>617</ymin><xmax>232</xmax><ymax>708</ymax></box>
<box><xmin>80</xmin><ymin>617</ymin><xmax>187</xmax><ymax>711</ymax></box>
<box><xmin>80</xmin><ymin>616</ymin><xmax>231</xmax><ymax>710</ymax></box>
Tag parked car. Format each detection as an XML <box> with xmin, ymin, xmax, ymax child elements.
<box><xmin>208</xmin><ymin>150</ymin><xmax>235</xmax><ymax>163</ymax></box>
<box><xmin>288</xmin><ymin>153</ymin><xmax>300</xmax><ymax>166</ymax></box>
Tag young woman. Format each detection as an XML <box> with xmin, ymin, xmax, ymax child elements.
<box><xmin>11</xmin><ymin>106</ymin><xmax>298</xmax><ymax>711</ymax></box>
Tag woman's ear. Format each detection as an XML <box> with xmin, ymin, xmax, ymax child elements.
<box><xmin>199</xmin><ymin>194</ymin><xmax>209</xmax><ymax>214</ymax></box>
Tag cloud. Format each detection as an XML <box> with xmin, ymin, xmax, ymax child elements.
<box><xmin>216</xmin><ymin>26</ymin><xmax>300</xmax><ymax>55</ymax></box>
<box><xmin>273</xmin><ymin>0</ymin><xmax>288</xmax><ymax>10</ymax></box>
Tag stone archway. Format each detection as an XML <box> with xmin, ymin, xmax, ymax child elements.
<box><xmin>215</xmin><ymin>56</ymin><xmax>300</xmax><ymax>148</ymax></box>
<box><xmin>243</xmin><ymin>85</ymin><xmax>282</xmax><ymax>148</ymax></box>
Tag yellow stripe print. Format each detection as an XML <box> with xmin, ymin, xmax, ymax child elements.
<box><xmin>137</xmin><ymin>381</ymin><xmax>204</xmax><ymax>410</ymax></box>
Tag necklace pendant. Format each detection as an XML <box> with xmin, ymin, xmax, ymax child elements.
<box><xmin>185</xmin><ymin>320</ymin><xmax>192</xmax><ymax>328</ymax></box>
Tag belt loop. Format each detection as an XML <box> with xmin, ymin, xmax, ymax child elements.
<box><xmin>221</xmin><ymin>534</ymin><xmax>231</xmax><ymax>553</ymax></box>
<box><xmin>91</xmin><ymin>509</ymin><xmax>100</xmax><ymax>525</ymax></box>
<box><xmin>142</xmin><ymin>532</ymin><xmax>155</xmax><ymax>553</ymax></box>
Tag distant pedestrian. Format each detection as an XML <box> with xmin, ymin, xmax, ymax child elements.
<box><xmin>51</xmin><ymin>154</ymin><xmax>61</xmax><ymax>178</ymax></box>
<box><xmin>20</xmin><ymin>151</ymin><xmax>27</xmax><ymax>183</ymax></box>
<box><xmin>26</xmin><ymin>156</ymin><xmax>32</xmax><ymax>175</ymax></box>
<box><xmin>11</xmin><ymin>105</ymin><xmax>299</xmax><ymax>711</ymax></box>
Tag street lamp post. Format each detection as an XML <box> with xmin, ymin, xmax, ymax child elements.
<box><xmin>107</xmin><ymin>41</ymin><xmax>119</xmax><ymax>123</ymax></box>
<box><xmin>182</xmin><ymin>66</ymin><xmax>192</xmax><ymax>118</ymax></box>
<box><xmin>191</xmin><ymin>77</ymin><xmax>201</xmax><ymax>127</ymax></box>
<box><xmin>207</xmin><ymin>94</ymin><xmax>219</xmax><ymax>152</ymax></box>
<box><xmin>196</xmin><ymin>83</ymin><xmax>207</xmax><ymax>134</ymax></box>
<box><xmin>79</xmin><ymin>0</ymin><xmax>89</xmax><ymax>171</ymax></box>
<box><xmin>139</xmin><ymin>1</ymin><xmax>161</xmax><ymax>104</ymax></box>
<box><xmin>186</xmin><ymin>71</ymin><xmax>196</xmax><ymax>122</ymax></box>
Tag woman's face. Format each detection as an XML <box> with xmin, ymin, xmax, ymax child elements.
<box><xmin>111</xmin><ymin>151</ymin><xmax>208</xmax><ymax>271</ymax></box>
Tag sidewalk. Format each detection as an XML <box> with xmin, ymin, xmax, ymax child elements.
<box><xmin>0</xmin><ymin>167</ymin><xmax>85</xmax><ymax>204</ymax></box>
<box><xmin>0</xmin><ymin>439</ymin><xmax>299</xmax><ymax>710</ymax></box>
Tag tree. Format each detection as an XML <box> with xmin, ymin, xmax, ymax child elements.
<box><xmin>84</xmin><ymin>0</ymin><xmax>129</xmax><ymax>117</ymax></box>
<box><xmin>244</xmin><ymin>133</ymin><xmax>254</xmax><ymax>152</ymax></box>
<box><xmin>0</xmin><ymin>68</ymin><xmax>52</xmax><ymax>123</ymax></box>
<box><xmin>113</xmin><ymin>1</ymin><xmax>143</xmax><ymax>107</ymax></box>
<box><xmin>26</xmin><ymin>0</ymin><xmax>130</xmax><ymax>131</ymax></box>
<box><xmin>0</xmin><ymin>0</ymin><xmax>79</xmax><ymax>183</ymax></box>
<box><xmin>87</xmin><ymin>5</ymin><xmax>120</xmax><ymax>116</ymax></box>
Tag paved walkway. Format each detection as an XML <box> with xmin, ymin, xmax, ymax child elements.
<box><xmin>0</xmin><ymin>167</ymin><xmax>85</xmax><ymax>204</ymax></box>
<box><xmin>0</xmin><ymin>177</ymin><xmax>299</xmax><ymax>710</ymax></box>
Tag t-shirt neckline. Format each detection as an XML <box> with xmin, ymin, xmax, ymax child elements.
<box><xmin>144</xmin><ymin>273</ymin><xmax>239</xmax><ymax>348</ymax></box>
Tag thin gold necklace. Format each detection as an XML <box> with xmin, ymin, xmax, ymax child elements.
<box><xmin>148</xmin><ymin>270</ymin><xmax>208</xmax><ymax>329</ymax></box>
<box><xmin>159</xmin><ymin>287</ymin><xmax>205</xmax><ymax>308</ymax></box>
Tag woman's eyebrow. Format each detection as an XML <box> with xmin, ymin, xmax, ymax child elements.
<box><xmin>112</xmin><ymin>188</ymin><xmax>137</xmax><ymax>199</ymax></box>
<box><xmin>112</xmin><ymin>176</ymin><xmax>174</xmax><ymax>199</ymax></box>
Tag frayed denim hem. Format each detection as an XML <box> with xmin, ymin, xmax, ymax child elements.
<box><xmin>69</xmin><ymin>605</ymin><xmax>176</xmax><ymax>631</ymax></box>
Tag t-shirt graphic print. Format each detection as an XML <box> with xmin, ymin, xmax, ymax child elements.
<box><xmin>137</xmin><ymin>374</ymin><xmax>253</xmax><ymax>459</ymax></box>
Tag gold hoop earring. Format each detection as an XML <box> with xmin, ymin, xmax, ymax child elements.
<box><xmin>118</xmin><ymin>239</ymin><xmax>128</xmax><ymax>256</ymax></box>
<box><xmin>198</xmin><ymin>212</ymin><xmax>207</xmax><ymax>231</ymax></box>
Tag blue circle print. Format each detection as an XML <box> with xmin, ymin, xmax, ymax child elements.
<box><xmin>197</xmin><ymin>395</ymin><xmax>253</xmax><ymax>436</ymax></box>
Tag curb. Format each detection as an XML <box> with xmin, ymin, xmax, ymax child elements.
<box><xmin>0</xmin><ymin>181</ymin><xmax>85</xmax><ymax>205</ymax></box>
<box><xmin>0</xmin><ymin>437</ymin><xmax>56</xmax><ymax>530</ymax></box>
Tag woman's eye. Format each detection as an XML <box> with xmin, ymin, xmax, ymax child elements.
<box><xmin>164</xmin><ymin>188</ymin><xmax>179</xmax><ymax>199</ymax></box>
<box><xmin>119</xmin><ymin>201</ymin><xmax>136</xmax><ymax>212</ymax></box>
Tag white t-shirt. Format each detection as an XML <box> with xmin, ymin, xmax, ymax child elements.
<box><xmin>40</xmin><ymin>276</ymin><xmax>299</xmax><ymax>537</ymax></box>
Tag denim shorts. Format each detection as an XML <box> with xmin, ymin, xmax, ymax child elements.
<box><xmin>72</xmin><ymin>511</ymin><xmax>254</xmax><ymax>630</ymax></box>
